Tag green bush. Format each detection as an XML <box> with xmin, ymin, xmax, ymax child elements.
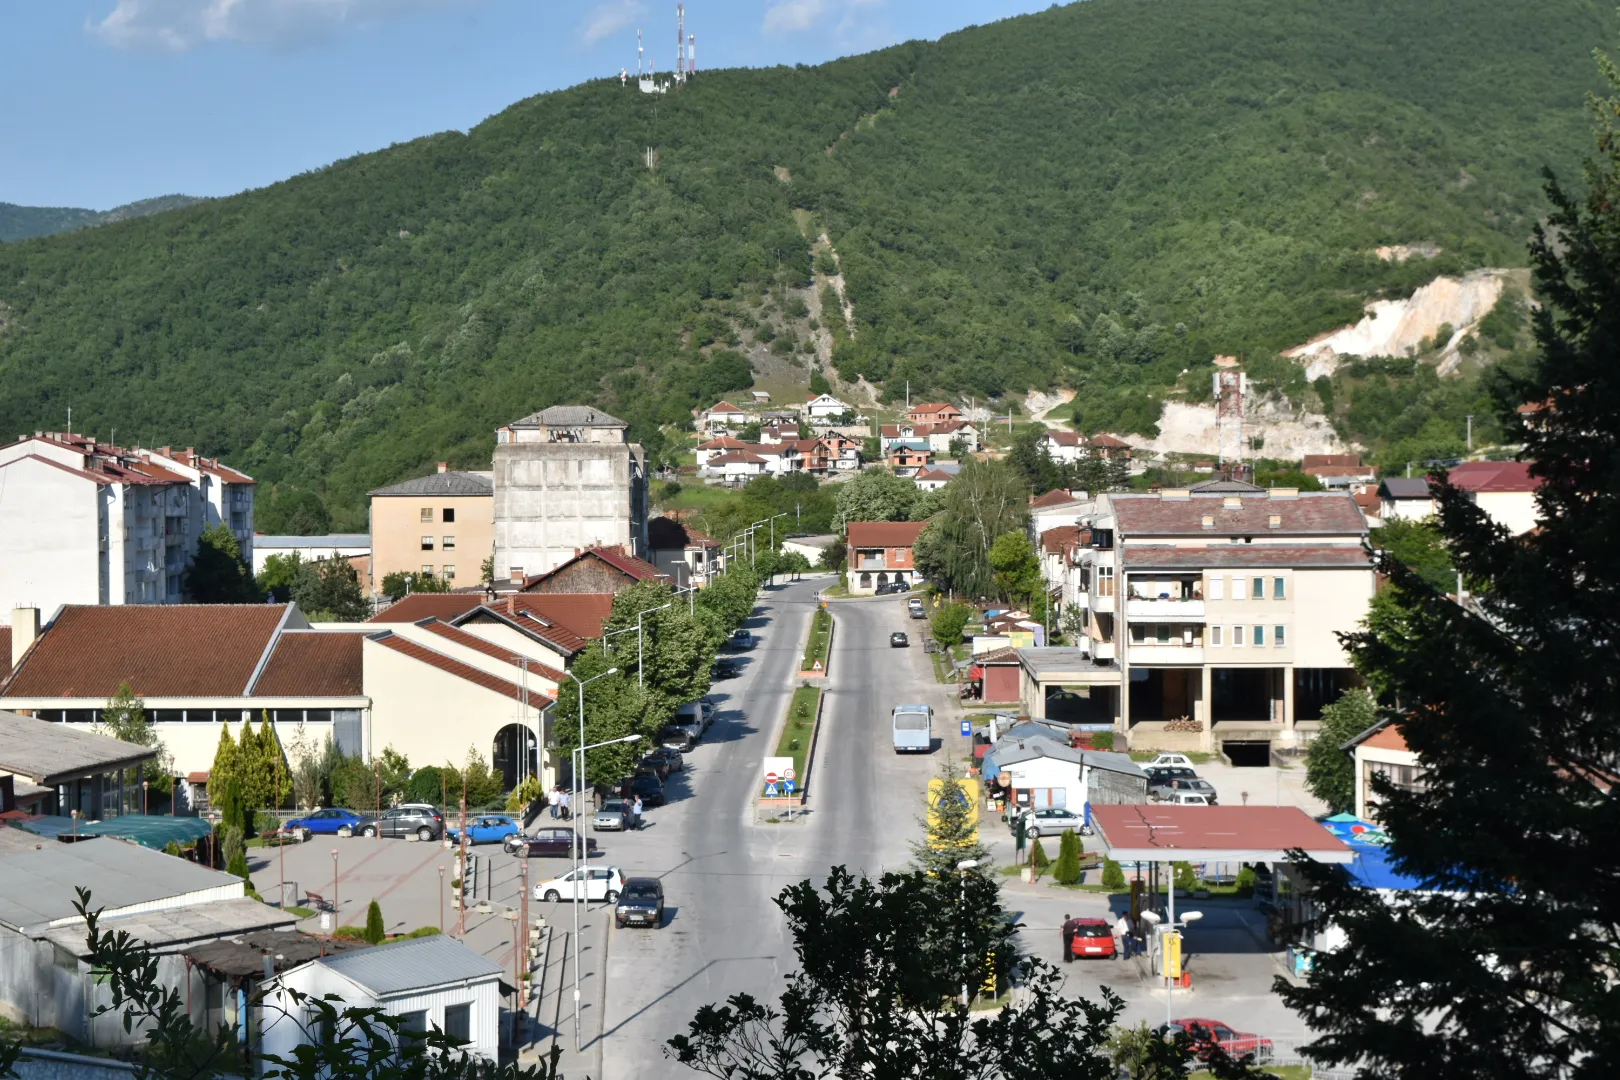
<box><xmin>1101</xmin><ymin>857</ymin><xmax>1127</xmax><ymax>891</ymax></box>
<box><xmin>1173</xmin><ymin>861</ymin><xmax>1197</xmax><ymax>891</ymax></box>
<box><xmin>333</xmin><ymin>925</ymin><xmax>368</xmax><ymax>941</ymax></box>
<box><xmin>1030</xmin><ymin>837</ymin><xmax>1049</xmax><ymax>870</ymax></box>
<box><xmin>1088</xmin><ymin>731</ymin><xmax>1114</xmax><ymax>751</ymax></box>
<box><xmin>1053</xmin><ymin>831</ymin><xmax>1083</xmax><ymax>885</ymax></box>
<box><xmin>403</xmin><ymin>926</ymin><xmax>442</xmax><ymax>939</ymax></box>
<box><xmin>1236</xmin><ymin>865</ymin><xmax>1258</xmax><ymax>897</ymax></box>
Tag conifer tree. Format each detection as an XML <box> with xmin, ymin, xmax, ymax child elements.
<box><xmin>207</xmin><ymin>723</ymin><xmax>239</xmax><ymax>812</ymax></box>
<box><xmin>1052</xmin><ymin>830</ymin><xmax>1082</xmax><ymax>885</ymax></box>
<box><xmin>364</xmin><ymin>900</ymin><xmax>386</xmax><ymax>945</ymax></box>
<box><xmin>910</xmin><ymin>756</ymin><xmax>988</xmax><ymax>876</ymax></box>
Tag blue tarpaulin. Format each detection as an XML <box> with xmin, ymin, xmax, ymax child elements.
<box><xmin>1321</xmin><ymin>813</ymin><xmax>1429</xmax><ymax>892</ymax></box>
<box><xmin>14</xmin><ymin>815</ymin><xmax>213</xmax><ymax>850</ymax></box>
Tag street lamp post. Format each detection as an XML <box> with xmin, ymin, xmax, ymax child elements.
<box><xmin>566</xmin><ymin>733</ymin><xmax>640</xmax><ymax>1053</ymax></box>
<box><xmin>330</xmin><ymin>849</ymin><xmax>339</xmax><ymax>928</ymax></box>
<box><xmin>438</xmin><ymin>865</ymin><xmax>445</xmax><ymax>932</ymax></box>
<box><xmin>957</xmin><ymin>859</ymin><xmax>980</xmax><ymax>1008</ymax></box>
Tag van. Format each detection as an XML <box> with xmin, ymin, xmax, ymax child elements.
<box><xmin>892</xmin><ymin>703</ymin><xmax>932</xmax><ymax>753</ymax></box>
<box><xmin>667</xmin><ymin>702</ymin><xmax>704</xmax><ymax>746</ymax></box>
<box><xmin>907</xmin><ymin>597</ymin><xmax>926</xmax><ymax>619</ymax></box>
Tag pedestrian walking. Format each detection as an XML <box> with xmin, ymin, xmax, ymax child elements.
<box><xmin>549</xmin><ymin>786</ymin><xmax>560</xmax><ymax>819</ymax></box>
<box><xmin>558</xmin><ymin>789</ymin><xmax>570</xmax><ymax>820</ymax></box>
<box><xmin>1060</xmin><ymin>913</ymin><xmax>1076</xmax><ymax>963</ymax></box>
<box><xmin>632</xmin><ymin>795</ymin><xmax>644</xmax><ymax>830</ymax></box>
<box><xmin>1114</xmin><ymin>912</ymin><xmax>1132</xmax><ymax>959</ymax></box>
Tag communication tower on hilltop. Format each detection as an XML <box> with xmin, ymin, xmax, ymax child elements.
<box><xmin>676</xmin><ymin>4</ymin><xmax>686</xmax><ymax>84</ymax></box>
<box><xmin>1214</xmin><ymin>367</ymin><xmax>1246</xmax><ymax>469</ymax></box>
<box><xmin>631</xmin><ymin>7</ymin><xmax>693</xmax><ymax>93</ymax></box>
<box><xmin>689</xmin><ymin>34</ymin><xmax>696</xmax><ymax>74</ymax></box>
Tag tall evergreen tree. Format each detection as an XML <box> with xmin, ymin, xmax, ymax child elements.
<box><xmin>1280</xmin><ymin>54</ymin><xmax>1620</xmax><ymax>1077</ymax></box>
<box><xmin>911</xmin><ymin>757</ymin><xmax>988</xmax><ymax>877</ymax></box>
<box><xmin>184</xmin><ymin>524</ymin><xmax>262</xmax><ymax>603</ymax></box>
<box><xmin>206</xmin><ymin>724</ymin><xmax>240</xmax><ymax>813</ymax></box>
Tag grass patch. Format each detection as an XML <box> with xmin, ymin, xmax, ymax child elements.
<box><xmin>800</xmin><ymin>607</ymin><xmax>832</xmax><ymax>671</ymax></box>
<box><xmin>285</xmin><ymin>905</ymin><xmax>317</xmax><ymax>919</ymax></box>
<box><xmin>775</xmin><ymin>684</ymin><xmax>822</xmax><ymax>781</ymax></box>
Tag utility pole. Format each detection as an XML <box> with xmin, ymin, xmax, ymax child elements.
<box><xmin>1466</xmin><ymin>414</ymin><xmax>1474</xmax><ymax>452</ymax></box>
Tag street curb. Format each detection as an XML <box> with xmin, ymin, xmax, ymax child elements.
<box><xmin>758</xmin><ymin>606</ymin><xmax>832</xmax><ymax>812</ymax></box>
<box><xmin>795</xmin><ymin>606</ymin><xmax>835</xmax><ymax>680</ymax></box>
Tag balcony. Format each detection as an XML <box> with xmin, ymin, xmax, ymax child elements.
<box><xmin>1089</xmin><ymin>589</ymin><xmax>1114</xmax><ymax>615</ymax></box>
<box><xmin>856</xmin><ymin>558</ymin><xmax>887</xmax><ymax>570</ymax></box>
<box><xmin>1125</xmin><ymin>597</ymin><xmax>1205</xmax><ymax>619</ymax></box>
<box><xmin>1129</xmin><ymin>644</ymin><xmax>1205</xmax><ymax>665</ymax></box>
<box><xmin>1089</xmin><ymin>640</ymin><xmax>1116</xmax><ymax>661</ymax></box>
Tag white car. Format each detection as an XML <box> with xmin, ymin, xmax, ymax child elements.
<box><xmin>1144</xmin><ymin>753</ymin><xmax>1196</xmax><ymax>770</ymax></box>
<box><xmin>534</xmin><ymin>866</ymin><xmax>625</xmax><ymax>903</ymax></box>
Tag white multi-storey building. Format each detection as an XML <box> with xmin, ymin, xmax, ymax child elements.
<box><xmin>0</xmin><ymin>433</ymin><xmax>255</xmax><ymax>613</ymax></box>
<box><xmin>1039</xmin><ymin>479</ymin><xmax>1374</xmax><ymax>757</ymax></box>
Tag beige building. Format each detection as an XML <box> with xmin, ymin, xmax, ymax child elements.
<box><xmin>369</xmin><ymin>464</ymin><xmax>494</xmax><ymax>592</ymax></box>
<box><xmin>1347</xmin><ymin>720</ymin><xmax>1424</xmax><ymax>823</ymax></box>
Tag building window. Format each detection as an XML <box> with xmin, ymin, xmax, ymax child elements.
<box><xmin>422</xmin><ymin>564</ymin><xmax>434</xmax><ymax>576</ymax></box>
<box><xmin>1155</xmin><ymin>624</ymin><xmax>1171</xmax><ymax>645</ymax></box>
<box><xmin>421</xmin><ymin>536</ymin><xmax>434</xmax><ymax>550</ymax></box>
<box><xmin>1275</xmin><ymin>625</ymin><xmax>1286</xmax><ymax>646</ymax></box>
<box><xmin>1096</xmin><ymin>566</ymin><xmax>1115</xmax><ymax>597</ymax></box>
<box><xmin>1129</xmin><ymin>623</ymin><xmax>1145</xmax><ymax>644</ymax></box>
<box><xmin>1252</xmin><ymin>577</ymin><xmax>1265</xmax><ymax>600</ymax></box>
<box><xmin>443</xmin><ymin>565</ymin><xmax>456</xmax><ymax>580</ymax></box>
<box><xmin>443</xmin><ymin>1003</ymin><xmax>471</xmax><ymax>1044</ymax></box>
<box><xmin>1233</xmin><ymin>577</ymin><xmax>1247</xmax><ymax>600</ymax></box>
<box><xmin>1254</xmin><ymin>625</ymin><xmax>1265</xmax><ymax>646</ymax></box>
<box><xmin>443</xmin><ymin>507</ymin><xmax>456</xmax><ymax>523</ymax></box>
<box><xmin>398</xmin><ymin>1011</ymin><xmax>429</xmax><ymax>1042</ymax></box>
<box><xmin>442</xmin><ymin>536</ymin><xmax>456</xmax><ymax>550</ymax></box>
<box><xmin>420</xmin><ymin>508</ymin><xmax>433</xmax><ymax>523</ymax></box>
<box><xmin>1233</xmin><ymin>625</ymin><xmax>1246</xmax><ymax>647</ymax></box>
<box><xmin>1211</xmin><ymin>626</ymin><xmax>1223</xmax><ymax>646</ymax></box>
<box><xmin>1208</xmin><ymin>576</ymin><xmax>1224</xmax><ymax>600</ymax></box>
<box><xmin>1274</xmin><ymin>576</ymin><xmax>1286</xmax><ymax>599</ymax></box>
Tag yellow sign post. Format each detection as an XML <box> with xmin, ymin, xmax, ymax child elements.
<box><xmin>1162</xmin><ymin>930</ymin><xmax>1182</xmax><ymax>979</ymax></box>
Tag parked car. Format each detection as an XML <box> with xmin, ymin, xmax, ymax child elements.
<box><xmin>1145</xmin><ymin>753</ymin><xmax>1197</xmax><ymax>770</ymax></box>
<box><xmin>1146</xmin><ymin>768</ymin><xmax>1199</xmax><ymax>799</ymax></box>
<box><xmin>637</xmin><ymin>754</ymin><xmax>673</xmax><ymax>781</ymax></box>
<box><xmin>1068</xmin><ymin>918</ymin><xmax>1116</xmax><ymax>959</ymax></box>
<box><xmin>646</xmin><ymin>747</ymin><xmax>685</xmax><ymax>773</ymax></box>
<box><xmin>593</xmin><ymin>797</ymin><xmax>634</xmax><ymax>831</ymax></box>
<box><xmin>711</xmin><ymin>657</ymin><xmax>741</xmax><ymax>679</ymax></box>
<box><xmin>890</xmin><ymin>631</ymin><xmax>909</xmax><ymax>648</ymax></box>
<box><xmin>286</xmin><ymin>808</ymin><xmax>374</xmax><ymax>840</ymax></box>
<box><xmin>875</xmin><ymin>580</ymin><xmax>907</xmax><ymax>595</ymax></box>
<box><xmin>534</xmin><ymin>866</ymin><xmax>625</xmax><ymax>903</ymax></box>
<box><xmin>1166</xmin><ymin>778</ymin><xmax>1218</xmax><ymax>804</ymax></box>
<box><xmin>1015</xmin><ymin>807</ymin><xmax>1087</xmax><ymax>839</ymax></box>
<box><xmin>659</xmin><ymin>726</ymin><xmax>696</xmax><ymax>753</ymax></box>
<box><xmin>627</xmin><ymin>774</ymin><xmax>666</xmax><ymax>807</ymax></box>
<box><xmin>447</xmin><ymin>814</ymin><xmax>522</xmax><ymax>845</ymax></box>
<box><xmin>614</xmin><ymin>877</ymin><xmax>665</xmax><ymax>929</ymax></box>
<box><xmin>505</xmin><ymin>827</ymin><xmax>597</xmax><ymax>859</ymax></box>
<box><xmin>1158</xmin><ymin>1019</ymin><xmax>1274</xmax><ymax>1062</ymax></box>
<box><xmin>699</xmin><ymin>698</ymin><xmax>719</xmax><ymax>726</ymax></box>
<box><xmin>908</xmin><ymin>597</ymin><xmax>926</xmax><ymax>619</ymax></box>
<box><xmin>726</xmin><ymin>629</ymin><xmax>755</xmax><ymax>650</ymax></box>
<box><xmin>361</xmin><ymin>804</ymin><xmax>443</xmax><ymax>841</ymax></box>
<box><xmin>1167</xmin><ymin>791</ymin><xmax>1214</xmax><ymax>807</ymax></box>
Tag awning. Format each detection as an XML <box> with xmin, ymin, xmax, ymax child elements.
<box><xmin>15</xmin><ymin>815</ymin><xmax>214</xmax><ymax>850</ymax></box>
<box><xmin>1321</xmin><ymin>814</ymin><xmax>1429</xmax><ymax>891</ymax></box>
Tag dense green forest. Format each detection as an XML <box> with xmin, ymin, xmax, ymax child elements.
<box><xmin>0</xmin><ymin>0</ymin><xmax>1606</xmax><ymax>528</ymax></box>
<box><xmin>0</xmin><ymin>195</ymin><xmax>202</xmax><ymax>243</ymax></box>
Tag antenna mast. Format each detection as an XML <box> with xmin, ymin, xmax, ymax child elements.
<box><xmin>689</xmin><ymin>34</ymin><xmax>695</xmax><ymax>74</ymax></box>
<box><xmin>676</xmin><ymin>4</ymin><xmax>685</xmax><ymax>84</ymax></box>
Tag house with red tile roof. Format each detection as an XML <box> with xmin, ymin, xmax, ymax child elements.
<box><xmin>0</xmin><ymin>432</ymin><xmax>256</xmax><ymax>614</ymax></box>
<box><xmin>846</xmin><ymin>521</ymin><xmax>929</xmax><ymax>594</ymax></box>
<box><xmin>1445</xmin><ymin>460</ymin><xmax>1540</xmax><ymax>534</ymax></box>
<box><xmin>520</xmin><ymin>546</ymin><xmax>670</xmax><ymax>595</ymax></box>
<box><xmin>701</xmin><ymin>400</ymin><xmax>749</xmax><ymax>432</ymax></box>
<box><xmin>887</xmin><ymin>445</ymin><xmax>932</xmax><ymax>477</ymax></box>
<box><xmin>906</xmin><ymin>402</ymin><xmax>964</xmax><ymax>424</ymax></box>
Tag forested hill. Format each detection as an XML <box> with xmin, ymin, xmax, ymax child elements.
<box><xmin>0</xmin><ymin>0</ymin><xmax>1607</xmax><ymax>528</ymax></box>
<box><xmin>0</xmin><ymin>195</ymin><xmax>202</xmax><ymax>243</ymax></box>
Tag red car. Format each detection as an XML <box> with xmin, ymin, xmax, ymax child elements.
<box><xmin>1067</xmin><ymin>918</ymin><xmax>1117</xmax><ymax>959</ymax></box>
<box><xmin>1161</xmin><ymin>1018</ymin><xmax>1274</xmax><ymax>1062</ymax></box>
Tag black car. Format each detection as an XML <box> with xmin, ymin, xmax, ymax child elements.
<box><xmin>627</xmin><ymin>773</ymin><xmax>666</xmax><ymax>807</ymax></box>
<box><xmin>614</xmin><ymin>877</ymin><xmax>665</xmax><ymax>929</ymax></box>
<box><xmin>638</xmin><ymin>754</ymin><xmax>673</xmax><ymax>781</ymax></box>
<box><xmin>505</xmin><ymin>827</ymin><xmax>598</xmax><ymax>859</ymax></box>
<box><xmin>890</xmin><ymin>632</ymin><xmax>909</xmax><ymax>648</ymax></box>
<box><xmin>646</xmin><ymin>747</ymin><xmax>685</xmax><ymax>773</ymax></box>
<box><xmin>363</xmin><ymin>804</ymin><xmax>444</xmax><ymax>841</ymax></box>
<box><xmin>875</xmin><ymin>580</ymin><xmax>908</xmax><ymax>595</ymax></box>
<box><xmin>711</xmin><ymin>657</ymin><xmax>741</xmax><ymax>679</ymax></box>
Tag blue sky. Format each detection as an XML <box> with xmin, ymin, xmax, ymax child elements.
<box><xmin>1</xmin><ymin>0</ymin><xmax>1055</xmax><ymax>209</ymax></box>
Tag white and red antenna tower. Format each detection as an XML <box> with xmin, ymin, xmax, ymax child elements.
<box><xmin>1214</xmin><ymin>367</ymin><xmax>1247</xmax><ymax>470</ymax></box>
<box><xmin>676</xmin><ymin>4</ymin><xmax>686</xmax><ymax>83</ymax></box>
<box><xmin>688</xmin><ymin>34</ymin><xmax>695</xmax><ymax>74</ymax></box>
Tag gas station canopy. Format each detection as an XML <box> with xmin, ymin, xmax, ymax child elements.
<box><xmin>1090</xmin><ymin>805</ymin><xmax>1353</xmax><ymax>865</ymax></box>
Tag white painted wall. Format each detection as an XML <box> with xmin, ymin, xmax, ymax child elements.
<box><xmin>1292</xmin><ymin>568</ymin><xmax>1374</xmax><ymax>668</ymax></box>
<box><xmin>1471</xmin><ymin>490</ymin><xmax>1538</xmax><ymax>535</ymax></box>
<box><xmin>0</xmin><ymin>457</ymin><xmax>104</xmax><ymax>614</ymax></box>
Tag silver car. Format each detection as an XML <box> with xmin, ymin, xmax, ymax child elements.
<box><xmin>1014</xmin><ymin>807</ymin><xmax>1087</xmax><ymax>839</ymax></box>
<box><xmin>594</xmin><ymin>797</ymin><xmax>632</xmax><ymax>831</ymax></box>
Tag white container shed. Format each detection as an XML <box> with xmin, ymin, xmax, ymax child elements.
<box><xmin>260</xmin><ymin>934</ymin><xmax>506</xmax><ymax>1062</ymax></box>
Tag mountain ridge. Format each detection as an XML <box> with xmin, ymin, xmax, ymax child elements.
<box><xmin>0</xmin><ymin>195</ymin><xmax>203</xmax><ymax>243</ymax></box>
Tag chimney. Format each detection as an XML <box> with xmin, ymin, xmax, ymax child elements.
<box><xmin>437</xmin><ymin>462</ymin><xmax>449</xmax><ymax>473</ymax></box>
<box><xmin>506</xmin><ymin>597</ymin><xmax>517</xmax><ymax>617</ymax></box>
<box><xmin>12</xmin><ymin>607</ymin><xmax>40</xmax><ymax>670</ymax></box>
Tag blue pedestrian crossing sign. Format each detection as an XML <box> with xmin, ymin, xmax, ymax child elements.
<box><xmin>784</xmin><ymin>779</ymin><xmax>797</xmax><ymax>794</ymax></box>
<box><xmin>764</xmin><ymin>782</ymin><xmax>780</xmax><ymax>797</ymax></box>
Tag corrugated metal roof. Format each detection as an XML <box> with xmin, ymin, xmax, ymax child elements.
<box><xmin>314</xmin><ymin>933</ymin><xmax>503</xmax><ymax>997</ymax></box>
<box><xmin>0</xmin><ymin>836</ymin><xmax>242</xmax><ymax>932</ymax></box>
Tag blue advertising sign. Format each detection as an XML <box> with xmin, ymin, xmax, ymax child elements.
<box><xmin>960</xmin><ymin>720</ymin><xmax>972</xmax><ymax>737</ymax></box>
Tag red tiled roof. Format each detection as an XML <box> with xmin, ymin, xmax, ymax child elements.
<box><xmin>1445</xmin><ymin>461</ymin><xmax>1538</xmax><ymax>493</ymax></box>
<box><xmin>1353</xmin><ymin>490</ymin><xmax>1381</xmax><ymax>515</ymax></box>
<box><xmin>708</xmin><ymin>401</ymin><xmax>745</xmax><ymax>413</ymax></box>
<box><xmin>975</xmin><ymin>646</ymin><xmax>1021</xmax><ymax>664</ymax></box>
<box><xmin>521</xmin><ymin>547</ymin><xmax>669</xmax><ymax>591</ymax></box>
<box><xmin>1088</xmin><ymin>433</ymin><xmax>1131</xmax><ymax>449</ymax></box>
<box><xmin>1040</xmin><ymin>525</ymin><xmax>1084</xmax><ymax>554</ymax></box>
<box><xmin>369</xmin><ymin>594</ymin><xmax>485</xmax><ymax>624</ymax></box>
<box><xmin>186</xmin><ymin>771</ymin><xmax>210</xmax><ymax>784</ymax></box>
<box><xmin>2</xmin><ymin>605</ymin><xmax>288</xmax><ymax>699</ymax></box>
<box><xmin>909</xmin><ymin>403</ymin><xmax>959</xmax><ymax>415</ymax></box>
<box><xmin>708</xmin><ymin>451</ymin><xmax>767</xmax><ymax>465</ymax></box>
<box><xmin>455</xmin><ymin>603</ymin><xmax>589</xmax><ymax>656</ymax></box>
<box><xmin>368</xmin><ymin>633</ymin><xmax>553</xmax><ymax>710</ymax></box>
<box><xmin>1031</xmin><ymin>489</ymin><xmax>1080</xmax><ymax>508</ymax></box>
<box><xmin>915</xmin><ymin>468</ymin><xmax>954</xmax><ymax>481</ymax></box>
<box><xmin>695</xmin><ymin>436</ymin><xmax>750</xmax><ymax>451</ymax></box>
<box><xmin>1359</xmin><ymin>725</ymin><xmax>1409</xmax><ymax>752</ymax></box>
<box><xmin>1302</xmin><ymin>454</ymin><xmax>1363</xmax><ymax>468</ymax></box>
<box><xmin>0</xmin><ymin>628</ymin><xmax>10</xmax><ymax>681</ymax></box>
<box><xmin>847</xmin><ymin>521</ymin><xmax>928</xmax><ymax>548</ymax></box>
<box><xmin>510</xmin><ymin>594</ymin><xmax>615</xmax><ymax>643</ymax></box>
<box><xmin>1121</xmin><ymin>545</ymin><xmax>1371</xmax><ymax>569</ymax></box>
<box><xmin>156</xmin><ymin>448</ymin><xmax>256</xmax><ymax>485</ymax></box>
<box><xmin>1109</xmin><ymin>491</ymin><xmax>1367</xmax><ymax>536</ymax></box>
<box><xmin>1041</xmin><ymin>430</ymin><xmax>1085</xmax><ymax>447</ymax></box>
<box><xmin>252</xmin><ymin>631</ymin><xmax>366</xmax><ymax>697</ymax></box>
<box><xmin>0</xmin><ymin>453</ymin><xmax>116</xmax><ymax>486</ymax></box>
<box><xmin>415</xmin><ymin>619</ymin><xmax>565</xmax><ymax>683</ymax></box>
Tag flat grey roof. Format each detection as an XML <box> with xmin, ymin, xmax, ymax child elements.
<box><xmin>1080</xmin><ymin>750</ymin><xmax>1148</xmax><ymax>778</ymax></box>
<box><xmin>313</xmin><ymin>932</ymin><xmax>503</xmax><ymax>997</ymax></box>
<box><xmin>0</xmin><ymin>710</ymin><xmax>156</xmax><ymax>784</ymax></box>
<box><xmin>991</xmin><ymin>735</ymin><xmax>1085</xmax><ymax>767</ymax></box>
<box><xmin>0</xmin><ymin>836</ymin><xmax>243</xmax><ymax>932</ymax></box>
<box><xmin>42</xmin><ymin>897</ymin><xmax>296</xmax><ymax>956</ymax></box>
<box><xmin>1017</xmin><ymin>647</ymin><xmax>1110</xmax><ymax>677</ymax></box>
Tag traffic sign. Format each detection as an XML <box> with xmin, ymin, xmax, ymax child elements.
<box><xmin>765</xmin><ymin>771</ymin><xmax>780</xmax><ymax>784</ymax></box>
<box><xmin>784</xmin><ymin>779</ymin><xmax>797</xmax><ymax>793</ymax></box>
<box><xmin>960</xmin><ymin>720</ymin><xmax>971</xmax><ymax>737</ymax></box>
<box><xmin>784</xmin><ymin>766</ymin><xmax>796</xmax><ymax>780</ymax></box>
<box><xmin>764</xmin><ymin>782</ymin><xmax>780</xmax><ymax>797</ymax></box>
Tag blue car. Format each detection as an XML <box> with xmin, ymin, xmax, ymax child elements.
<box><xmin>447</xmin><ymin>814</ymin><xmax>523</xmax><ymax>845</ymax></box>
<box><xmin>286</xmin><ymin>808</ymin><xmax>375</xmax><ymax>839</ymax></box>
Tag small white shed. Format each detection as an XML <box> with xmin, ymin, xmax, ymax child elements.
<box><xmin>260</xmin><ymin>934</ymin><xmax>506</xmax><ymax>1062</ymax></box>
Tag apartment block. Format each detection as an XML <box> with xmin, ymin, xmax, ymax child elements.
<box><xmin>369</xmin><ymin>464</ymin><xmax>494</xmax><ymax>592</ymax></box>
<box><xmin>0</xmin><ymin>433</ymin><xmax>254</xmax><ymax>614</ymax></box>
<box><xmin>492</xmin><ymin>407</ymin><xmax>648</xmax><ymax>584</ymax></box>
<box><xmin>1049</xmin><ymin>480</ymin><xmax>1374</xmax><ymax>757</ymax></box>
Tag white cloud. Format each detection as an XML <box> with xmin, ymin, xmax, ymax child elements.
<box><xmin>762</xmin><ymin>0</ymin><xmax>825</xmax><ymax>36</ymax></box>
<box><xmin>88</xmin><ymin>0</ymin><xmax>472</xmax><ymax>52</ymax></box>
<box><xmin>580</xmin><ymin>0</ymin><xmax>643</xmax><ymax>47</ymax></box>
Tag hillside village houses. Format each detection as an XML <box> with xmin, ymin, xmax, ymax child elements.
<box><xmin>1037</xmin><ymin>429</ymin><xmax>1134</xmax><ymax>465</ymax></box>
<box><xmin>700</xmin><ymin>400</ymin><xmax>749</xmax><ymax>432</ymax></box>
<box><xmin>1028</xmin><ymin>479</ymin><xmax>1376</xmax><ymax>759</ymax></box>
<box><xmin>803</xmin><ymin>393</ymin><xmax>853</xmax><ymax>420</ymax></box>
<box><xmin>0</xmin><ymin>433</ymin><xmax>256</xmax><ymax>616</ymax></box>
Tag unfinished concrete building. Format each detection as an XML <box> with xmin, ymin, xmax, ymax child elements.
<box><xmin>492</xmin><ymin>406</ymin><xmax>648</xmax><ymax>583</ymax></box>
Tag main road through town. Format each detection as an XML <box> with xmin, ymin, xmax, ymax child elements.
<box><xmin>576</xmin><ymin>578</ymin><xmax>949</xmax><ymax>1080</ymax></box>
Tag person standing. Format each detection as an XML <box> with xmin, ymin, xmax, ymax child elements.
<box><xmin>558</xmin><ymin>789</ymin><xmax>570</xmax><ymax>820</ymax></box>
<box><xmin>1060</xmin><ymin>914</ymin><xmax>1076</xmax><ymax>963</ymax></box>
<box><xmin>1115</xmin><ymin>912</ymin><xmax>1132</xmax><ymax>959</ymax></box>
<box><xmin>549</xmin><ymin>786</ymin><xmax>561</xmax><ymax>819</ymax></box>
<box><xmin>632</xmin><ymin>795</ymin><xmax>644</xmax><ymax>830</ymax></box>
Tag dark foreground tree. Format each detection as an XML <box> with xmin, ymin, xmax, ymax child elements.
<box><xmin>1279</xmin><ymin>52</ymin><xmax>1620</xmax><ymax>1079</ymax></box>
<box><xmin>185</xmin><ymin>523</ymin><xmax>262</xmax><ymax>603</ymax></box>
